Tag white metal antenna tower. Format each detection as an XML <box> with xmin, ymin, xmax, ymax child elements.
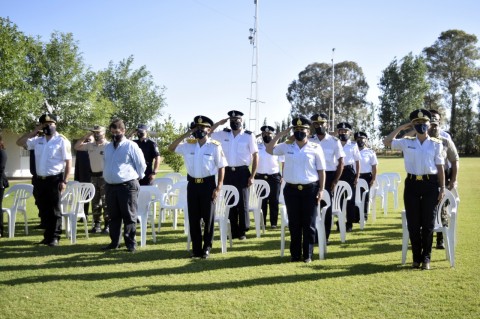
<box><xmin>248</xmin><ymin>0</ymin><xmax>263</xmax><ymax>133</ymax></box>
<box><xmin>331</xmin><ymin>48</ymin><xmax>335</xmax><ymax>130</ymax></box>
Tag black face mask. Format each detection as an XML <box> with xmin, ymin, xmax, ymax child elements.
<box><xmin>230</xmin><ymin>121</ymin><xmax>241</xmax><ymax>131</ymax></box>
<box><xmin>42</xmin><ymin>125</ymin><xmax>56</xmax><ymax>136</ymax></box>
<box><xmin>357</xmin><ymin>141</ymin><xmax>365</xmax><ymax>148</ymax></box>
<box><xmin>112</xmin><ymin>134</ymin><xmax>123</xmax><ymax>143</ymax></box>
<box><xmin>315</xmin><ymin>126</ymin><xmax>326</xmax><ymax>135</ymax></box>
<box><xmin>294</xmin><ymin>131</ymin><xmax>306</xmax><ymax>141</ymax></box>
<box><xmin>262</xmin><ymin>136</ymin><xmax>273</xmax><ymax>144</ymax></box>
<box><xmin>137</xmin><ymin>132</ymin><xmax>146</xmax><ymax>139</ymax></box>
<box><xmin>193</xmin><ymin>129</ymin><xmax>207</xmax><ymax>140</ymax></box>
<box><xmin>94</xmin><ymin>134</ymin><xmax>103</xmax><ymax>142</ymax></box>
<box><xmin>414</xmin><ymin>124</ymin><xmax>428</xmax><ymax>135</ymax></box>
<box><xmin>338</xmin><ymin>133</ymin><xmax>348</xmax><ymax>141</ymax></box>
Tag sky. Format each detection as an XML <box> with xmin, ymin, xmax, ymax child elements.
<box><xmin>2</xmin><ymin>0</ymin><xmax>480</xmax><ymax>132</ymax></box>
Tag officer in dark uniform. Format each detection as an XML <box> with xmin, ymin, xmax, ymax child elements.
<box><xmin>267</xmin><ymin>117</ymin><xmax>326</xmax><ymax>263</ymax></box>
<box><xmin>169</xmin><ymin>115</ymin><xmax>227</xmax><ymax>258</ymax></box>
<box><xmin>255</xmin><ymin>125</ymin><xmax>283</xmax><ymax>228</ymax></box>
<box><xmin>211</xmin><ymin>110</ymin><xmax>259</xmax><ymax>240</ymax></box>
<box><xmin>16</xmin><ymin>113</ymin><xmax>72</xmax><ymax>247</ymax></box>
<box><xmin>337</xmin><ymin>122</ymin><xmax>360</xmax><ymax>232</ymax></box>
<box><xmin>384</xmin><ymin>109</ymin><xmax>445</xmax><ymax>270</ymax></box>
<box><xmin>355</xmin><ymin>131</ymin><xmax>378</xmax><ymax>221</ymax></box>
<box><xmin>134</xmin><ymin>124</ymin><xmax>160</xmax><ymax>186</ymax></box>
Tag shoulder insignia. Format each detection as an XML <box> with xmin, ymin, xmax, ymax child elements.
<box><xmin>244</xmin><ymin>130</ymin><xmax>252</xmax><ymax>135</ymax></box>
<box><xmin>210</xmin><ymin>139</ymin><xmax>220</xmax><ymax>146</ymax></box>
<box><xmin>59</xmin><ymin>133</ymin><xmax>68</xmax><ymax>141</ymax></box>
<box><xmin>223</xmin><ymin>128</ymin><xmax>231</xmax><ymax>132</ymax></box>
<box><xmin>404</xmin><ymin>136</ymin><xmax>416</xmax><ymax>140</ymax></box>
<box><xmin>285</xmin><ymin>140</ymin><xmax>294</xmax><ymax>144</ymax></box>
<box><xmin>332</xmin><ymin>136</ymin><xmax>339</xmax><ymax>141</ymax></box>
<box><xmin>309</xmin><ymin>142</ymin><xmax>319</xmax><ymax>148</ymax></box>
<box><xmin>430</xmin><ymin>137</ymin><xmax>442</xmax><ymax>144</ymax></box>
<box><xmin>187</xmin><ymin>138</ymin><xmax>197</xmax><ymax>144</ymax></box>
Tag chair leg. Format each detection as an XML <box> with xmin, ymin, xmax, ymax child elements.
<box><xmin>7</xmin><ymin>210</ymin><xmax>14</xmax><ymax>238</ymax></box>
<box><xmin>254</xmin><ymin>209</ymin><xmax>261</xmax><ymax>238</ymax></box>
<box><xmin>401</xmin><ymin>211</ymin><xmax>408</xmax><ymax>265</ymax></box>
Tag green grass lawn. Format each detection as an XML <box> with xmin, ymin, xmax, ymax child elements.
<box><xmin>1</xmin><ymin>158</ymin><xmax>479</xmax><ymax>319</ymax></box>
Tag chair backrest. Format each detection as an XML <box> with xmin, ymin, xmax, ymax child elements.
<box><xmin>450</xmin><ymin>187</ymin><xmax>460</xmax><ymax>205</ymax></box>
<box><xmin>381</xmin><ymin>172</ymin><xmax>401</xmax><ymax>191</ymax></box>
<box><xmin>332</xmin><ymin>181</ymin><xmax>352</xmax><ymax>212</ymax></box>
<box><xmin>248</xmin><ymin>179</ymin><xmax>270</xmax><ymax>209</ymax></box>
<box><xmin>61</xmin><ymin>181</ymin><xmax>79</xmax><ymax>213</ymax></box>
<box><xmin>355</xmin><ymin>178</ymin><xmax>369</xmax><ymax>202</ymax></box>
<box><xmin>163</xmin><ymin>172</ymin><xmax>183</xmax><ymax>184</ymax></box>
<box><xmin>168</xmin><ymin>180</ymin><xmax>188</xmax><ymax>208</ymax></box>
<box><xmin>318</xmin><ymin>191</ymin><xmax>331</xmax><ymax>220</ymax></box>
<box><xmin>153</xmin><ymin>177</ymin><xmax>173</xmax><ymax>203</ymax></box>
<box><xmin>278</xmin><ymin>181</ymin><xmax>286</xmax><ymax>205</ymax></box>
<box><xmin>3</xmin><ymin>184</ymin><xmax>34</xmax><ymax>211</ymax></box>
<box><xmin>68</xmin><ymin>183</ymin><xmax>95</xmax><ymax>213</ymax></box>
<box><xmin>434</xmin><ymin>189</ymin><xmax>458</xmax><ymax>229</ymax></box>
<box><xmin>215</xmin><ymin>185</ymin><xmax>239</xmax><ymax>219</ymax></box>
<box><xmin>138</xmin><ymin>186</ymin><xmax>162</xmax><ymax>214</ymax></box>
<box><xmin>375</xmin><ymin>174</ymin><xmax>390</xmax><ymax>196</ymax></box>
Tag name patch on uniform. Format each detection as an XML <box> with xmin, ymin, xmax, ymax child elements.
<box><xmin>287</xmin><ymin>151</ymin><xmax>294</xmax><ymax>154</ymax></box>
<box><xmin>407</xmin><ymin>146</ymin><xmax>416</xmax><ymax>149</ymax></box>
<box><xmin>224</xmin><ymin>139</ymin><xmax>230</xmax><ymax>142</ymax></box>
<box><xmin>204</xmin><ymin>153</ymin><xmax>212</xmax><ymax>156</ymax></box>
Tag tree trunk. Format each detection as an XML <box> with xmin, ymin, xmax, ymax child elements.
<box><xmin>450</xmin><ymin>90</ymin><xmax>457</xmax><ymax>139</ymax></box>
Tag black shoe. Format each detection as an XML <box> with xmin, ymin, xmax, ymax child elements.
<box><xmin>102</xmin><ymin>243</ymin><xmax>120</xmax><ymax>251</ymax></box>
<box><xmin>47</xmin><ymin>238</ymin><xmax>59</xmax><ymax>247</ymax></box>
<box><xmin>191</xmin><ymin>253</ymin><xmax>202</xmax><ymax>259</ymax></box>
<box><xmin>239</xmin><ymin>235</ymin><xmax>247</xmax><ymax>240</ymax></box>
<box><xmin>411</xmin><ymin>262</ymin><xmax>421</xmax><ymax>269</ymax></box>
<box><xmin>126</xmin><ymin>246</ymin><xmax>136</xmax><ymax>253</ymax></box>
<box><xmin>304</xmin><ymin>258</ymin><xmax>312</xmax><ymax>263</ymax></box>
<box><xmin>421</xmin><ymin>262</ymin><xmax>431</xmax><ymax>270</ymax></box>
<box><xmin>101</xmin><ymin>226</ymin><xmax>110</xmax><ymax>235</ymax></box>
<box><xmin>202</xmin><ymin>248</ymin><xmax>211</xmax><ymax>259</ymax></box>
<box><xmin>346</xmin><ymin>223</ymin><xmax>353</xmax><ymax>232</ymax></box>
<box><xmin>436</xmin><ymin>241</ymin><xmax>445</xmax><ymax>249</ymax></box>
<box><xmin>290</xmin><ymin>257</ymin><xmax>301</xmax><ymax>262</ymax></box>
<box><xmin>35</xmin><ymin>238</ymin><xmax>48</xmax><ymax>245</ymax></box>
<box><xmin>271</xmin><ymin>225</ymin><xmax>277</xmax><ymax>229</ymax></box>
<box><xmin>90</xmin><ymin>222</ymin><xmax>101</xmax><ymax>234</ymax></box>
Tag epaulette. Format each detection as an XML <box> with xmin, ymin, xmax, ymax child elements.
<box><xmin>404</xmin><ymin>136</ymin><xmax>416</xmax><ymax>140</ymax></box>
<box><xmin>430</xmin><ymin>137</ymin><xmax>442</xmax><ymax>144</ymax></box>
<box><xmin>223</xmin><ymin>128</ymin><xmax>231</xmax><ymax>132</ymax></box>
<box><xmin>58</xmin><ymin>133</ymin><xmax>68</xmax><ymax>140</ymax></box>
<box><xmin>332</xmin><ymin>136</ymin><xmax>339</xmax><ymax>141</ymax></box>
<box><xmin>187</xmin><ymin>138</ymin><xmax>197</xmax><ymax>144</ymax></box>
<box><xmin>310</xmin><ymin>142</ymin><xmax>319</xmax><ymax>148</ymax></box>
<box><xmin>244</xmin><ymin>130</ymin><xmax>252</xmax><ymax>135</ymax></box>
<box><xmin>285</xmin><ymin>140</ymin><xmax>294</xmax><ymax>144</ymax></box>
<box><xmin>59</xmin><ymin>134</ymin><xmax>72</xmax><ymax>154</ymax></box>
<box><xmin>210</xmin><ymin>139</ymin><xmax>220</xmax><ymax>146</ymax></box>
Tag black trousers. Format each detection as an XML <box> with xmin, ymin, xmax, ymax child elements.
<box><xmin>187</xmin><ymin>176</ymin><xmax>216</xmax><ymax>255</ymax></box>
<box><xmin>359</xmin><ymin>172</ymin><xmax>373</xmax><ymax>220</ymax></box>
<box><xmin>323</xmin><ymin>171</ymin><xmax>336</xmax><ymax>240</ymax></box>
<box><xmin>404</xmin><ymin>176</ymin><xmax>439</xmax><ymax>263</ymax></box>
<box><xmin>340</xmin><ymin>165</ymin><xmax>356</xmax><ymax>225</ymax></box>
<box><xmin>284</xmin><ymin>183</ymin><xmax>319</xmax><ymax>260</ymax></box>
<box><xmin>105</xmin><ymin>180</ymin><xmax>140</xmax><ymax>249</ymax></box>
<box><xmin>255</xmin><ymin>173</ymin><xmax>281</xmax><ymax>227</ymax></box>
<box><xmin>35</xmin><ymin>174</ymin><xmax>63</xmax><ymax>241</ymax></box>
<box><xmin>223</xmin><ymin>167</ymin><xmax>250</xmax><ymax>238</ymax></box>
<box><xmin>31</xmin><ymin>175</ymin><xmax>46</xmax><ymax>225</ymax></box>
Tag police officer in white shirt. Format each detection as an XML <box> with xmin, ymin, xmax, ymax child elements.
<box><xmin>211</xmin><ymin>110</ymin><xmax>259</xmax><ymax>240</ymax></box>
<box><xmin>169</xmin><ymin>115</ymin><xmax>227</xmax><ymax>258</ymax></box>
<box><xmin>267</xmin><ymin>117</ymin><xmax>326</xmax><ymax>263</ymax></box>
<box><xmin>355</xmin><ymin>132</ymin><xmax>378</xmax><ymax>221</ymax></box>
<box><xmin>337</xmin><ymin>122</ymin><xmax>360</xmax><ymax>232</ymax></box>
<box><xmin>309</xmin><ymin>113</ymin><xmax>345</xmax><ymax>242</ymax></box>
<box><xmin>384</xmin><ymin>109</ymin><xmax>445</xmax><ymax>270</ymax></box>
<box><xmin>255</xmin><ymin>125</ymin><xmax>284</xmax><ymax>228</ymax></box>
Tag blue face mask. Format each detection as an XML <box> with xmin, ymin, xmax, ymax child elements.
<box><xmin>414</xmin><ymin>123</ymin><xmax>428</xmax><ymax>134</ymax></box>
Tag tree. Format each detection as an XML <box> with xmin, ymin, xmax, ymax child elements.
<box><xmin>151</xmin><ymin>115</ymin><xmax>185</xmax><ymax>173</ymax></box>
<box><xmin>286</xmin><ymin>61</ymin><xmax>369</xmax><ymax>129</ymax></box>
<box><xmin>423</xmin><ymin>29</ymin><xmax>480</xmax><ymax>137</ymax></box>
<box><xmin>101</xmin><ymin>56</ymin><xmax>166</xmax><ymax>131</ymax></box>
<box><xmin>0</xmin><ymin>17</ymin><xmax>44</xmax><ymax>132</ymax></box>
<box><xmin>378</xmin><ymin>53</ymin><xmax>430</xmax><ymax>136</ymax></box>
<box><xmin>454</xmin><ymin>87</ymin><xmax>478</xmax><ymax>155</ymax></box>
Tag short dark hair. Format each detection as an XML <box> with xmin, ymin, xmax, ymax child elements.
<box><xmin>109</xmin><ymin>119</ymin><xmax>126</xmax><ymax>131</ymax></box>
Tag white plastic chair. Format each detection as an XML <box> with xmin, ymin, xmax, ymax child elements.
<box><xmin>61</xmin><ymin>183</ymin><xmax>95</xmax><ymax>244</ymax></box>
<box><xmin>152</xmin><ymin>177</ymin><xmax>173</xmax><ymax>225</ymax></box>
<box><xmin>370</xmin><ymin>174</ymin><xmax>390</xmax><ymax>220</ymax></box>
<box><xmin>159</xmin><ymin>181</ymin><xmax>188</xmax><ymax>231</ymax></box>
<box><xmin>137</xmin><ymin>186</ymin><xmax>163</xmax><ymax>247</ymax></box>
<box><xmin>248</xmin><ymin>179</ymin><xmax>270</xmax><ymax>238</ymax></box>
<box><xmin>2</xmin><ymin>184</ymin><xmax>34</xmax><ymax>238</ymax></box>
<box><xmin>354</xmin><ymin>178</ymin><xmax>369</xmax><ymax>230</ymax></box>
<box><xmin>315</xmin><ymin>191</ymin><xmax>331</xmax><ymax>260</ymax></box>
<box><xmin>331</xmin><ymin>181</ymin><xmax>352</xmax><ymax>243</ymax></box>
<box><xmin>163</xmin><ymin>172</ymin><xmax>183</xmax><ymax>184</ymax></box>
<box><xmin>401</xmin><ymin>189</ymin><xmax>458</xmax><ymax>267</ymax></box>
<box><xmin>382</xmin><ymin>172</ymin><xmax>401</xmax><ymax>211</ymax></box>
<box><xmin>213</xmin><ymin>185</ymin><xmax>239</xmax><ymax>253</ymax></box>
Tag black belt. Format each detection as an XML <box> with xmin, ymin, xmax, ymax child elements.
<box><xmin>225</xmin><ymin>166</ymin><xmax>248</xmax><ymax>172</ymax></box>
<box><xmin>286</xmin><ymin>182</ymin><xmax>318</xmax><ymax>191</ymax></box>
<box><xmin>255</xmin><ymin>173</ymin><xmax>280</xmax><ymax>180</ymax></box>
<box><xmin>344</xmin><ymin>164</ymin><xmax>354</xmax><ymax>169</ymax></box>
<box><xmin>90</xmin><ymin>171</ymin><xmax>103</xmax><ymax>177</ymax></box>
<box><xmin>360</xmin><ymin>173</ymin><xmax>372</xmax><ymax>177</ymax></box>
<box><xmin>108</xmin><ymin>179</ymin><xmax>135</xmax><ymax>186</ymax></box>
<box><xmin>407</xmin><ymin>173</ymin><xmax>437</xmax><ymax>181</ymax></box>
<box><xmin>187</xmin><ymin>175</ymin><xmax>215</xmax><ymax>184</ymax></box>
<box><xmin>36</xmin><ymin>173</ymin><xmax>63</xmax><ymax>180</ymax></box>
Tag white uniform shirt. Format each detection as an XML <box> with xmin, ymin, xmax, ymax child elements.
<box><xmin>26</xmin><ymin>133</ymin><xmax>72</xmax><ymax>176</ymax></box>
<box><xmin>175</xmin><ymin>138</ymin><xmax>227</xmax><ymax>178</ymax></box>
<box><xmin>359</xmin><ymin>148</ymin><xmax>378</xmax><ymax>174</ymax></box>
<box><xmin>211</xmin><ymin>129</ymin><xmax>258</xmax><ymax>167</ymax></box>
<box><xmin>342</xmin><ymin>140</ymin><xmax>361</xmax><ymax>167</ymax></box>
<box><xmin>309</xmin><ymin>134</ymin><xmax>345</xmax><ymax>171</ymax></box>
<box><xmin>257</xmin><ymin>142</ymin><xmax>284</xmax><ymax>175</ymax></box>
<box><xmin>391</xmin><ymin>136</ymin><xmax>444</xmax><ymax>175</ymax></box>
<box><xmin>84</xmin><ymin>140</ymin><xmax>110</xmax><ymax>173</ymax></box>
<box><xmin>273</xmin><ymin>141</ymin><xmax>326</xmax><ymax>184</ymax></box>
